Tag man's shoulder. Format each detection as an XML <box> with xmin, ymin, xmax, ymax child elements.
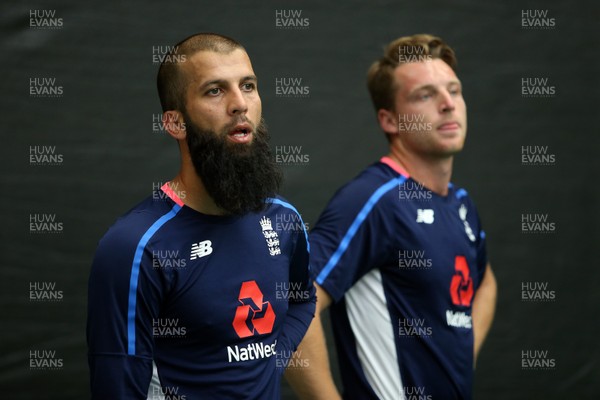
<box><xmin>96</xmin><ymin>195</ymin><xmax>177</xmax><ymax>253</ymax></box>
<box><xmin>448</xmin><ymin>183</ymin><xmax>479</xmax><ymax>207</ymax></box>
<box><xmin>263</xmin><ymin>195</ymin><xmax>308</xmax><ymax>236</ymax></box>
<box><xmin>330</xmin><ymin>161</ymin><xmax>403</xmax><ymax>207</ymax></box>
<box><xmin>266</xmin><ymin>195</ymin><xmax>302</xmax><ymax>215</ymax></box>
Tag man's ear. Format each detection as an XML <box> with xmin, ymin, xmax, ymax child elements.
<box><xmin>377</xmin><ymin>108</ymin><xmax>399</xmax><ymax>137</ymax></box>
<box><xmin>163</xmin><ymin>110</ymin><xmax>186</xmax><ymax>140</ymax></box>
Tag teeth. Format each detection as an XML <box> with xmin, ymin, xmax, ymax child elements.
<box><xmin>230</xmin><ymin>128</ymin><xmax>250</xmax><ymax>138</ymax></box>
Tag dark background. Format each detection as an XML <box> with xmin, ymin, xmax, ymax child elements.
<box><xmin>1</xmin><ymin>0</ymin><xmax>598</xmax><ymax>398</ymax></box>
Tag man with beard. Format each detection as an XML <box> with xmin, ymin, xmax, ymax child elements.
<box><xmin>87</xmin><ymin>33</ymin><xmax>316</xmax><ymax>399</ymax></box>
<box><xmin>286</xmin><ymin>34</ymin><xmax>497</xmax><ymax>399</ymax></box>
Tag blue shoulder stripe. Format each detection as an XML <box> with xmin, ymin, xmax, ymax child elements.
<box><xmin>455</xmin><ymin>188</ymin><xmax>468</xmax><ymax>199</ymax></box>
<box><xmin>127</xmin><ymin>203</ymin><xmax>182</xmax><ymax>355</ymax></box>
<box><xmin>267</xmin><ymin>197</ymin><xmax>309</xmax><ymax>252</ymax></box>
<box><xmin>316</xmin><ymin>176</ymin><xmax>406</xmax><ymax>285</ymax></box>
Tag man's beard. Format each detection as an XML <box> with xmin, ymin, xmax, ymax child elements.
<box><xmin>183</xmin><ymin>113</ymin><xmax>282</xmax><ymax>216</ymax></box>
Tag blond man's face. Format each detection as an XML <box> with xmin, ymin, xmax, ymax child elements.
<box><xmin>390</xmin><ymin>58</ymin><xmax>467</xmax><ymax>158</ymax></box>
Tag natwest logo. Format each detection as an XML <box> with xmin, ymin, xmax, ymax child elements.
<box><xmin>232</xmin><ymin>281</ymin><xmax>276</xmax><ymax>338</ymax></box>
<box><xmin>449</xmin><ymin>256</ymin><xmax>473</xmax><ymax>307</ymax></box>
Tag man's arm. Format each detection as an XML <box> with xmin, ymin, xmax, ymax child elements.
<box><xmin>276</xmin><ymin>286</ymin><xmax>317</xmax><ymax>358</ymax></box>
<box><xmin>472</xmin><ymin>263</ymin><xmax>497</xmax><ymax>363</ymax></box>
<box><xmin>87</xmin><ymin>227</ymin><xmax>161</xmax><ymax>399</ymax></box>
<box><xmin>276</xmin><ymin>212</ymin><xmax>317</xmax><ymax>359</ymax></box>
<box><xmin>285</xmin><ymin>284</ymin><xmax>342</xmax><ymax>400</ymax></box>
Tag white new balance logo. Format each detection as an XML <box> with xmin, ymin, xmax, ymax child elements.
<box><xmin>416</xmin><ymin>209</ymin><xmax>435</xmax><ymax>224</ymax></box>
<box><xmin>190</xmin><ymin>240</ymin><xmax>213</xmax><ymax>260</ymax></box>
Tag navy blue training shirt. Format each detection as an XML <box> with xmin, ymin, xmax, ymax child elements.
<box><xmin>87</xmin><ymin>183</ymin><xmax>316</xmax><ymax>399</ymax></box>
<box><xmin>311</xmin><ymin>157</ymin><xmax>487</xmax><ymax>400</ymax></box>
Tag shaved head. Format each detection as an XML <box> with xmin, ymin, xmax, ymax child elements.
<box><xmin>157</xmin><ymin>33</ymin><xmax>245</xmax><ymax>112</ymax></box>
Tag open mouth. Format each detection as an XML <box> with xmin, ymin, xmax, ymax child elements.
<box><xmin>228</xmin><ymin>124</ymin><xmax>253</xmax><ymax>143</ymax></box>
<box><xmin>230</xmin><ymin>127</ymin><xmax>250</xmax><ymax>137</ymax></box>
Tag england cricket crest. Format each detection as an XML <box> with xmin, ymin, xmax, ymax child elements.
<box><xmin>459</xmin><ymin>204</ymin><xmax>476</xmax><ymax>242</ymax></box>
<box><xmin>260</xmin><ymin>217</ymin><xmax>281</xmax><ymax>256</ymax></box>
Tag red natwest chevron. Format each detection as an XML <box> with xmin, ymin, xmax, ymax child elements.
<box><xmin>232</xmin><ymin>281</ymin><xmax>276</xmax><ymax>338</ymax></box>
<box><xmin>450</xmin><ymin>256</ymin><xmax>474</xmax><ymax>307</ymax></box>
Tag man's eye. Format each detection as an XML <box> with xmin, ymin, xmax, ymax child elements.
<box><xmin>242</xmin><ymin>83</ymin><xmax>256</xmax><ymax>91</ymax></box>
<box><xmin>206</xmin><ymin>88</ymin><xmax>221</xmax><ymax>96</ymax></box>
